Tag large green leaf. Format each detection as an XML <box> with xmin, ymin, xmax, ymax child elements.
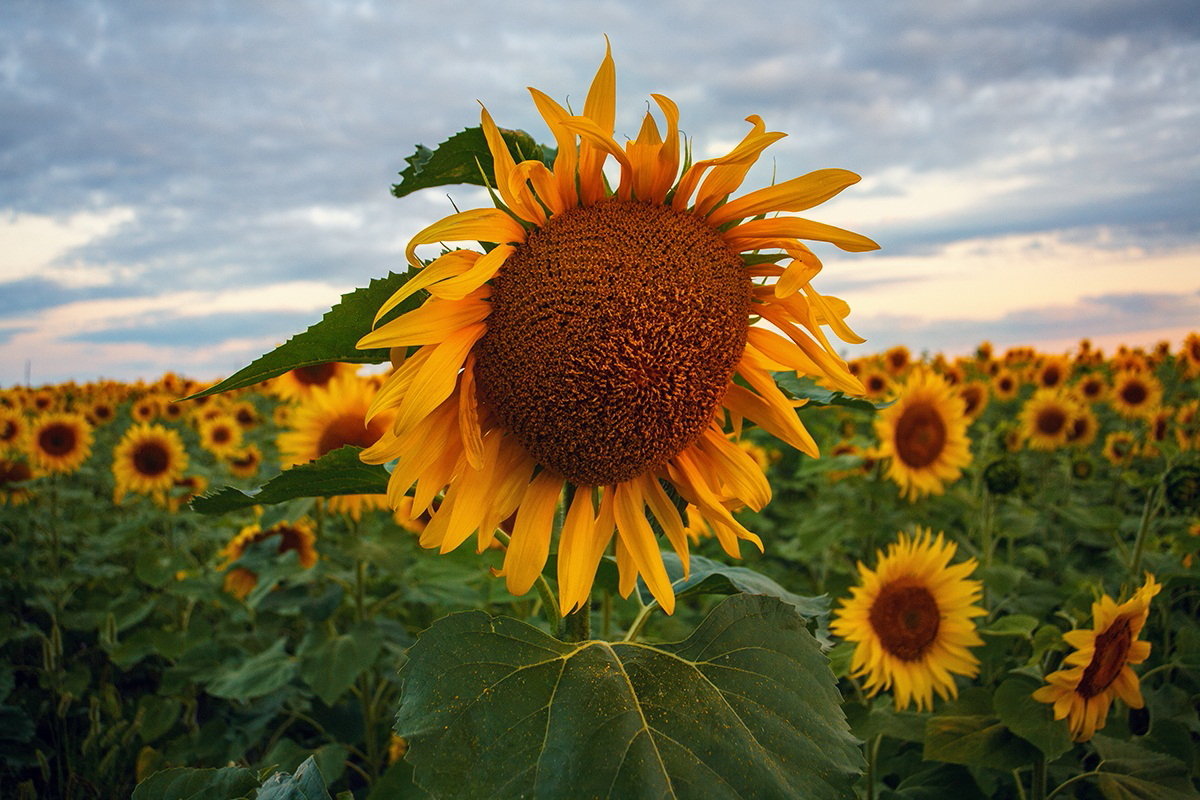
<box><xmin>395</xmin><ymin>594</ymin><xmax>862</xmax><ymax>799</ymax></box>
<box><xmin>300</xmin><ymin>623</ymin><xmax>383</xmax><ymax>706</ymax></box>
<box><xmin>774</xmin><ymin>372</ymin><xmax>890</xmax><ymax>412</ymax></box>
<box><xmin>131</xmin><ymin>766</ymin><xmax>259</xmax><ymax>800</ymax></box>
<box><xmin>992</xmin><ymin>676</ymin><xmax>1072</xmax><ymax>760</ymax></box>
<box><xmin>256</xmin><ymin>756</ymin><xmax>333</xmax><ymax>800</ymax></box>
<box><xmin>205</xmin><ymin>638</ymin><xmax>297</xmax><ymax>701</ymax></box>
<box><xmin>191</xmin><ymin>446</ymin><xmax>388</xmax><ymax>514</ymax></box>
<box><xmin>392</xmin><ymin>126</ymin><xmax>550</xmax><ymax>199</ymax></box>
<box><xmin>183</xmin><ymin>270</ymin><xmax>419</xmax><ymax>400</ymax></box>
<box><xmin>1089</xmin><ymin>736</ymin><xmax>1198</xmax><ymax>800</ymax></box>
<box><xmin>923</xmin><ymin>714</ymin><xmax>1039</xmax><ymax>771</ymax></box>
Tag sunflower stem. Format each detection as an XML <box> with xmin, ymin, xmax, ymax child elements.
<box><xmin>1030</xmin><ymin>755</ymin><xmax>1047</xmax><ymax>800</ymax></box>
<box><xmin>865</xmin><ymin>733</ymin><xmax>882</xmax><ymax>800</ymax></box>
<box><xmin>623</xmin><ymin>600</ymin><xmax>658</xmax><ymax>642</ymax></box>
<box><xmin>1129</xmin><ymin>481</ymin><xmax>1163</xmax><ymax>577</ymax></box>
<box><xmin>564</xmin><ymin>606</ymin><xmax>591</xmax><ymax>642</ymax></box>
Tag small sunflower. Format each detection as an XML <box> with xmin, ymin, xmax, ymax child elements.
<box><xmin>227</xmin><ymin>444</ymin><xmax>263</xmax><ymax>479</ymax></box>
<box><xmin>957</xmin><ymin>381</ymin><xmax>988</xmax><ymax>422</ymax></box>
<box><xmin>831</xmin><ymin>529</ymin><xmax>985</xmax><ymax>711</ymax></box>
<box><xmin>29</xmin><ymin>412</ymin><xmax>93</xmax><ymax>475</ymax></box>
<box><xmin>112</xmin><ymin>423</ymin><xmax>188</xmax><ymax>503</ymax></box>
<box><xmin>231</xmin><ymin>401</ymin><xmax>260</xmax><ymax>429</ymax></box>
<box><xmin>219</xmin><ymin>519</ymin><xmax>319</xmax><ymax>599</ymax></box>
<box><xmin>0</xmin><ymin>408</ymin><xmax>26</xmax><ymax>453</ymax></box>
<box><xmin>875</xmin><ymin>368</ymin><xmax>972</xmax><ymax>501</ymax></box>
<box><xmin>167</xmin><ymin>474</ymin><xmax>208</xmax><ymax>513</ymax></box>
<box><xmin>1020</xmin><ymin>389</ymin><xmax>1078</xmax><ymax>451</ymax></box>
<box><xmin>85</xmin><ymin>399</ymin><xmax>117</xmax><ymax>427</ymax></box>
<box><xmin>355</xmin><ymin>43</ymin><xmax>876</xmax><ymax>614</ymax></box>
<box><xmin>861</xmin><ymin>369</ymin><xmax>892</xmax><ymax>400</ymax></box>
<box><xmin>883</xmin><ymin>345</ymin><xmax>911</xmax><ymax>376</ymax></box>
<box><xmin>1065</xmin><ymin>406</ymin><xmax>1099</xmax><ymax>448</ymax></box>
<box><xmin>131</xmin><ymin>395</ymin><xmax>159</xmax><ymax>423</ymax></box>
<box><xmin>992</xmin><ymin>369</ymin><xmax>1019</xmax><ymax>400</ymax></box>
<box><xmin>1180</xmin><ymin>332</ymin><xmax>1200</xmax><ymax>377</ymax></box>
<box><xmin>1035</xmin><ymin>355</ymin><xmax>1071</xmax><ymax>390</ymax></box>
<box><xmin>1103</xmin><ymin>431</ymin><xmax>1137</xmax><ymax>466</ymax></box>
<box><xmin>197</xmin><ymin>414</ymin><xmax>243</xmax><ymax>457</ymax></box>
<box><xmin>1110</xmin><ymin>370</ymin><xmax>1162</xmax><ymax>419</ymax></box>
<box><xmin>1033</xmin><ymin>575</ymin><xmax>1161</xmax><ymax>741</ymax></box>
<box><xmin>277</xmin><ymin>374</ymin><xmax>393</xmax><ymax>519</ymax></box>
<box><xmin>0</xmin><ymin>457</ymin><xmax>36</xmax><ymax>506</ymax></box>
<box><xmin>1074</xmin><ymin>373</ymin><xmax>1107</xmax><ymax>405</ymax></box>
<box><xmin>271</xmin><ymin>362</ymin><xmax>359</xmax><ymax>402</ymax></box>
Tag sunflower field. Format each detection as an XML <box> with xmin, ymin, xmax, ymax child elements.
<box><xmin>3</xmin><ymin>47</ymin><xmax>1200</xmax><ymax>800</ymax></box>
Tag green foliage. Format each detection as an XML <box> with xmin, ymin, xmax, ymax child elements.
<box><xmin>395</xmin><ymin>594</ymin><xmax>862</xmax><ymax>799</ymax></box>
<box><xmin>392</xmin><ymin>126</ymin><xmax>549</xmax><ymax>199</ymax></box>
<box><xmin>191</xmin><ymin>446</ymin><xmax>388</xmax><ymax>514</ymax></box>
<box><xmin>184</xmin><ymin>270</ymin><xmax>420</xmax><ymax>400</ymax></box>
<box><xmin>129</xmin><ymin>765</ymin><xmax>259</xmax><ymax>800</ymax></box>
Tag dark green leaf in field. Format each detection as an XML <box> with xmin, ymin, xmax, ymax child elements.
<box><xmin>191</xmin><ymin>446</ymin><xmax>388</xmax><ymax>514</ymax></box>
<box><xmin>774</xmin><ymin>372</ymin><xmax>890</xmax><ymax>412</ymax></box>
<box><xmin>301</xmin><ymin>624</ymin><xmax>383</xmax><ymax>706</ymax></box>
<box><xmin>130</xmin><ymin>765</ymin><xmax>259</xmax><ymax>800</ymax></box>
<box><xmin>392</xmin><ymin>126</ymin><xmax>549</xmax><ymax>199</ymax></box>
<box><xmin>206</xmin><ymin>638</ymin><xmax>297</xmax><ymax>701</ymax></box>
<box><xmin>923</xmin><ymin>714</ymin><xmax>1040</xmax><ymax>771</ymax></box>
<box><xmin>261</xmin><ymin>741</ymin><xmax>350</xmax><ymax>788</ymax></box>
<box><xmin>367</xmin><ymin>758</ymin><xmax>430</xmax><ymax>800</ymax></box>
<box><xmin>1089</xmin><ymin>736</ymin><xmax>1198</xmax><ymax>799</ymax></box>
<box><xmin>256</xmin><ymin>756</ymin><xmax>334</xmax><ymax>800</ymax></box>
<box><xmin>137</xmin><ymin>695</ymin><xmax>182</xmax><ymax>743</ymax></box>
<box><xmin>845</xmin><ymin>697</ymin><xmax>927</xmax><ymax>743</ymax></box>
<box><xmin>395</xmin><ymin>594</ymin><xmax>862</xmax><ymax>799</ymax></box>
<box><xmin>0</xmin><ymin>705</ymin><xmax>34</xmax><ymax>743</ymax></box>
<box><xmin>642</xmin><ymin>552</ymin><xmax>832</xmax><ymax>646</ymax></box>
<box><xmin>979</xmin><ymin>614</ymin><xmax>1039</xmax><ymax>638</ymax></box>
<box><xmin>880</xmin><ymin>764</ymin><xmax>989</xmax><ymax>800</ymax></box>
<box><xmin>183</xmin><ymin>270</ymin><xmax>420</xmax><ymax>400</ymax></box>
<box><xmin>992</xmin><ymin>676</ymin><xmax>1073</xmax><ymax>760</ymax></box>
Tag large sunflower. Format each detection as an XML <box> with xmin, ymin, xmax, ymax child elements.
<box><xmin>28</xmin><ymin>412</ymin><xmax>93</xmax><ymax>475</ymax></box>
<box><xmin>277</xmin><ymin>374</ymin><xmax>393</xmax><ymax>519</ymax></box>
<box><xmin>356</xmin><ymin>44</ymin><xmax>877</xmax><ymax>614</ymax></box>
<box><xmin>830</xmin><ymin>528</ymin><xmax>985</xmax><ymax>711</ymax></box>
<box><xmin>112</xmin><ymin>422</ymin><xmax>188</xmax><ymax>503</ymax></box>
<box><xmin>1033</xmin><ymin>575</ymin><xmax>1161</xmax><ymax>741</ymax></box>
<box><xmin>875</xmin><ymin>367</ymin><xmax>972</xmax><ymax>501</ymax></box>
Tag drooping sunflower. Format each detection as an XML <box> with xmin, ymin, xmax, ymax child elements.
<box><xmin>271</xmin><ymin>362</ymin><xmax>359</xmax><ymax>402</ymax></box>
<box><xmin>277</xmin><ymin>374</ymin><xmax>393</xmax><ymax>519</ymax></box>
<box><xmin>1110</xmin><ymin>370</ymin><xmax>1162</xmax><ymax>419</ymax></box>
<box><xmin>0</xmin><ymin>457</ymin><xmax>36</xmax><ymax>506</ymax></box>
<box><xmin>219</xmin><ymin>519</ymin><xmax>319</xmax><ymax>599</ymax></box>
<box><xmin>830</xmin><ymin>528</ymin><xmax>985</xmax><ymax>711</ymax></box>
<box><xmin>875</xmin><ymin>367</ymin><xmax>972</xmax><ymax>501</ymax></box>
<box><xmin>356</xmin><ymin>44</ymin><xmax>877</xmax><ymax>614</ymax></box>
<box><xmin>1033</xmin><ymin>575</ymin><xmax>1161</xmax><ymax>741</ymax></box>
<box><xmin>1019</xmin><ymin>389</ymin><xmax>1078</xmax><ymax>451</ymax></box>
<box><xmin>112</xmin><ymin>423</ymin><xmax>188</xmax><ymax>503</ymax></box>
<box><xmin>28</xmin><ymin>412</ymin><xmax>93</xmax><ymax>475</ymax></box>
<box><xmin>1103</xmin><ymin>431</ymin><xmax>1137</xmax><ymax>466</ymax></box>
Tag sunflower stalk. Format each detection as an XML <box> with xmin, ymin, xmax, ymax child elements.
<box><xmin>1128</xmin><ymin>480</ymin><xmax>1163</xmax><ymax>577</ymax></box>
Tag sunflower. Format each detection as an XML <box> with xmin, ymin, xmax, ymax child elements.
<box><xmin>875</xmin><ymin>368</ymin><xmax>972</xmax><ymax>501</ymax></box>
<box><xmin>0</xmin><ymin>408</ymin><xmax>26</xmax><ymax>453</ymax></box>
<box><xmin>1066</xmin><ymin>405</ymin><xmax>1099</xmax><ymax>448</ymax></box>
<box><xmin>1181</xmin><ymin>332</ymin><xmax>1200</xmax><ymax>377</ymax></box>
<box><xmin>830</xmin><ymin>529</ymin><xmax>984</xmax><ymax>711</ymax></box>
<box><xmin>957</xmin><ymin>381</ymin><xmax>989</xmax><ymax>422</ymax></box>
<box><xmin>167</xmin><ymin>474</ymin><xmax>208</xmax><ymax>513</ymax></box>
<box><xmin>131</xmin><ymin>395</ymin><xmax>159</xmax><ymax>422</ymax></box>
<box><xmin>992</xmin><ymin>369</ymin><xmax>1019</xmax><ymax>400</ymax></box>
<box><xmin>197</xmin><ymin>414</ymin><xmax>242</xmax><ymax>457</ymax></box>
<box><xmin>219</xmin><ymin>519</ymin><xmax>318</xmax><ymax>599</ymax></box>
<box><xmin>271</xmin><ymin>362</ymin><xmax>359</xmax><ymax>401</ymax></box>
<box><xmin>231</xmin><ymin>401</ymin><xmax>260</xmax><ymax>429</ymax></box>
<box><xmin>1019</xmin><ymin>389</ymin><xmax>1078</xmax><ymax>451</ymax></box>
<box><xmin>1103</xmin><ymin>431</ymin><xmax>1137</xmax><ymax>466</ymax></box>
<box><xmin>1035</xmin><ymin>355</ymin><xmax>1071</xmax><ymax>390</ymax></box>
<box><xmin>227</xmin><ymin>444</ymin><xmax>263</xmax><ymax>479</ymax></box>
<box><xmin>883</xmin><ymin>345</ymin><xmax>911</xmax><ymax>376</ymax></box>
<box><xmin>112</xmin><ymin>423</ymin><xmax>188</xmax><ymax>503</ymax></box>
<box><xmin>85</xmin><ymin>399</ymin><xmax>117</xmax><ymax>427</ymax></box>
<box><xmin>28</xmin><ymin>412</ymin><xmax>93</xmax><ymax>475</ymax></box>
<box><xmin>1033</xmin><ymin>575</ymin><xmax>1160</xmax><ymax>742</ymax></box>
<box><xmin>355</xmin><ymin>44</ymin><xmax>877</xmax><ymax>614</ymax></box>
<box><xmin>1110</xmin><ymin>370</ymin><xmax>1162</xmax><ymax>419</ymax></box>
<box><xmin>1074</xmin><ymin>373</ymin><xmax>1107</xmax><ymax>405</ymax></box>
<box><xmin>31</xmin><ymin>389</ymin><xmax>55</xmax><ymax>413</ymax></box>
<box><xmin>0</xmin><ymin>457</ymin><xmax>36</xmax><ymax>506</ymax></box>
<box><xmin>861</xmin><ymin>368</ymin><xmax>892</xmax><ymax>401</ymax></box>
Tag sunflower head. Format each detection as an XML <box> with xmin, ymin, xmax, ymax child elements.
<box><xmin>220</xmin><ymin>519</ymin><xmax>319</xmax><ymax>599</ymax></box>
<box><xmin>0</xmin><ymin>408</ymin><xmax>26</xmax><ymax>453</ymax></box>
<box><xmin>1033</xmin><ymin>575</ymin><xmax>1161</xmax><ymax>741</ymax></box>
<box><xmin>198</xmin><ymin>414</ymin><xmax>243</xmax><ymax>457</ymax></box>
<box><xmin>0</xmin><ymin>457</ymin><xmax>37</xmax><ymax>506</ymax></box>
<box><xmin>875</xmin><ymin>367</ymin><xmax>972</xmax><ymax>501</ymax></box>
<box><xmin>1111</xmin><ymin>370</ymin><xmax>1162</xmax><ymax>419</ymax></box>
<box><xmin>353</xmin><ymin>43</ymin><xmax>877</xmax><ymax>613</ymax></box>
<box><xmin>29</xmin><ymin>412</ymin><xmax>93</xmax><ymax>475</ymax></box>
<box><xmin>112</xmin><ymin>422</ymin><xmax>188</xmax><ymax>502</ymax></box>
<box><xmin>1020</xmin><ymin>389</ymin><xmax>1079</xmax><ymax>451</ymax></box>
<box><xmin>831</xmin><ymin>528</ymin><xmax>985</xmax><ymax>711</ymax></box>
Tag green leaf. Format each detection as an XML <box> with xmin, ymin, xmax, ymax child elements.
<box><xmin>923</xmin><ymin>714</ymin><xmax>1040</xmax><ymax>771</ymax></box>
<box><xmin>301</xmin><ymin>624</ymin><xmax>383</xmax><ymax>706</ymax></box>
<box><xmin>396</xmin><ymin>594</ymin><xmax>862</xmax><ymax>799</ymax></box>
<box><xmin>647</xmin><ymin>552</ymin><xmax>832</xmax><ymax>646</ymax></box>
<box><xmin>1089</xmin><ymin>736</ymin><xmax>1198</xmax><ymax>800</ymax></box>
<box><xmin>191</xmin><ymin>446</ymin><xmax>388</xmax><ymax>514</ymax></box>
<box><xmin>992</xmin><ymin>676</ymin><xmax>1072</xmax><ymax>760</ymax></box>
<box><xmin>844</xmin><ymin>697</ymin><xmax>927</xmax><ymax>743</ymax></box>
<box><xmin>206</xmin><ymin>639</ymin><xmax>297</xmax><ymax>701</ymax></box>
<box><xmin>131</xmin><ymin>766</ymin><xmax>259</xmax><ymax>800</ymax></box>
<box><xmin>392</xmin><ymin>126</ymin><xmax>549</xmax><ymax>199</ymax></box>
<box><xmin>774</xmin><ymin>372</ymin><xmax>890</xmax><ymax>412</ymax></box>
<box><xmin>183</xmin><ymin>270</ymin><xmax>419</xmax><ymax>400</ymax></box>
<box><xmin>256</xmin><ymin>756</ymin><xmax>333</xmax><ymax>800</ymax></box>
<box><xmin>979</xmin><ymin>614</ymin><xmax>1039</xmax><ymax>638</ymax></box>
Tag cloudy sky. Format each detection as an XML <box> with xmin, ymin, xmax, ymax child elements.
<box><xmin>2</xmin><ymin>0</ymin><xmax>1198</xmax><ymax>385</ymax></box>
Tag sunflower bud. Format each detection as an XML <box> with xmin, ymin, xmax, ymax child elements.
<box><xmin>983</xmin><ymin>458</ymin><xmax>1020</xmax><ymax>495</ymax></box>
<box><xmin>1165</xmin><ymin>464</ymin><xmax>1200</xmax><ymax>512</ymax></box>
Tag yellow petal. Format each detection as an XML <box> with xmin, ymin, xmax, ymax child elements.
<box><xmin>639</xmin><ymin>474</ymin><xmax>690</xmax><ymax>578</ymax></box>
<box><xmin>426</xmin><ymin>244</ymin><xmax>513</xmax><ymax>302</ymax></box>
<box><xmin>578</xmin><ymin>37</ymin><xmax>616</xmax><ymax>205</ymax></box>
<box><xmin>707</xmin><ymin>169</ymin><xmax>862</xmax><ymax>227</ymax></box>
<box><xmin>527</xmin><ymin>87</ymin><xmax>580</xmax><ymax>211</ymax></box>
<box><xmin>726</xmin><ymin>216</ymin><xmax>880</xmax><ymax>253</ymax></box>
<box><xmin>614</xmin><ymin>480</ymin><xmax>675</xmax><ymax>614</ymax></box>
<box><xmin>504</xmin><ymin>470</ymin><xmax>563</xmax><ymax>596</ymax></box>
<box><xmin>392</xmin><ymin>323</ymin><xmax>485</xmax><ymax>437</ymax></box>
<box><xmin>374</xmin><ymin>250</ymin><xmax>481</xmax><ymax>324</ymax></box>
<box><xmin>556</xmin><ymin>488</ymin><xmax>599</xmax><ymax>614</ymax></box>
<box><xmin>405</xmin><ymin>208</ymin><xmax>526</xmax><ymax>268</ymax></box>
<box><xmin>357</xmin><ymin>291</ymin><xmax>491</xmax><ymax>350</ymax></box>
<box><xmin>457</xmin><ymin>353</ymin><xmax>483</xmax><ymax>470</ymax></box>
<box><xmin>480</xmin><ymin>106</ymin><xmax>545</xmax><ymax>225</ymax></box>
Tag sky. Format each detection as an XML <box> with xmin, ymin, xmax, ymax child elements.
<box><xmin>2</xmin><ymin>0</ymin><xmax>1198</xmax><ymax>386</ymax></box>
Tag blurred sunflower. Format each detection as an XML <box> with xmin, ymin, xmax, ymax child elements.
<box><xmin>0</xmin><ymin>408</ymin><xmax>25</xmax><ymax>453</ymax></box>
<box><xmin>1033</xmin><ymin>575</ymin><xmax>1160</xmax><ymax>741</ymax></box>
<box><xmin>219</xmin><ymin>519</ymin><xmax>318</xmax><ymax>599</ymax></box>
<box><xmin>112</xmin><ymin>423</ymin><xmax>188</xmax><ymax>503</ymax></box>
<box><xmin>861</xmin><ymin>369</ymin><xmax>892</xmax><ymax>401</ymax></box>
<box><xmin>957</xmin><ymin>381</ymin><xmax>989</xmax><ymax>422</ymax></box>
<box><xmin>875</xmin><ymin>368</ymin><xmax>971</xmax><ymax>501</ymax></box>
<box><xmin>831</xmin><ymin>528</ymin><xmax>985</xmax><ymax>711</ymax></box>
<box><xmin>1074</xmin><ymin>373</ymin><xmax>1107</xmax><ymax>405</ymax></box>
<box><xmin>31</xmin><ymin>389</ymin><xmax>55</xmax><ymax>413</ymax></box>
<box><xmin>167</xmin><ymin>474</ymin><xmax>208</xmax><ymax>513</ymax></box>
<box><xmin>271</xmin><ymin>362</ymin><xmax>359</xmax><ymax>401</ymax></box>
<box><xmin>1181</xmin><ymin>332</ymin><xmax>1200</xmax><ymax>377</ymax></box>
<box><xmin>29</xmin><ymin>412</ymin><xmax>93</xmax><ymax>475</ymax></box>
<box><xmin>992</xmin><ymin>369</ymin><xmax>1019</xmax><ymax>400</ymax></box>
<box><xmin>1110</xmin><ymin>370</ymin><xmax>1162</xmax><ymax>419</ymax></box>
<box><xmin>1065</xmin><ymin>405</ymin><xmax>1099</xmax><ymax>448</ymax></box>
<box><xmin>197</xmin><ymin>414</ymin><xmax>242</xmax><ymax>458</ymax></box>
<box><xmin>227</xmin><ymin>444</ymin><xmax>263</xmax><ymax>479</ymax></box>
<box><xmin>1102</xmin><ymin>431</ymin><xmax>1137</xmax><ymax>466</ymax></box>
<box><xmin>883</xmin><ymin>345</ymin><xmax>911</xmax><ymax>376</ymax></box>
<box><xmin>231</xmin><ymin>401</ymin><xmax>260</xmax><ymax>429</ymax></box>
<box><xmin>131</xmin><ymin>395</ymin><xmax>159</xmax><ymax>423</ymax></box>
<box><xmin>1035</xmin><ymin>355</ymin><xmax>1071</xmax><ymax>390</ymax></box>
<box><xmin>1020</xmin><ymin>389</ymin><xmax>1077</xmax><ymax>451</ymax></box>
<box><xmin>356</xmin><ymin>43</ymin><xmax>877</xmax><ymax>614</ymax></box>
<box><xmin>278</xmin><ymin>374</ymin><xmax>392</xmax><ymax>519</ymax></box>
<box><xmin>85</xmin><ymin>398</ymin><xmax>117</xmax><ymax>427</ymax></box>
<box><xmin>0</xmin><ymin>457</ymin><xmax>36</xmax><ymax>505</ymax></box>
